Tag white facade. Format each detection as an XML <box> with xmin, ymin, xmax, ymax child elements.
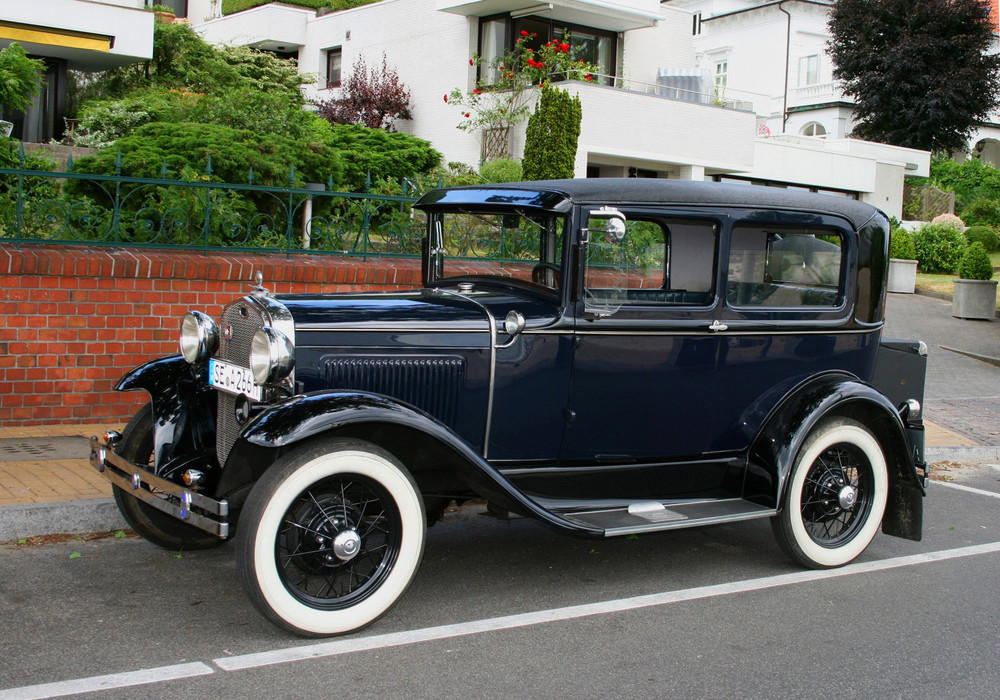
<box><xmin>192</xmin><ymin>0</ymin><xmax>930</xmax><ymax>217</ymax></box>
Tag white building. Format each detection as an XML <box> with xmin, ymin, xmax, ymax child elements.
<box><xmin>0</xmin><ymin>0</ymin><xmax>154</xmax><ymax>142</ymax></box>
<box><xmin>189</xmin><ymin>0</ymin><xmax>928</xmax><ymax>216</ymax></box>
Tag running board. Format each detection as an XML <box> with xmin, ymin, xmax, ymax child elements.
<box><xmin>558</xmin><ymin>499</ymin><xmax>775</xmax><ymax>537</ymax></box>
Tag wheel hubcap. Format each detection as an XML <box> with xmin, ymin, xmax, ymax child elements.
<box><xmin>332</xmin><ymin>529</ymin><xmax>361</xmax><ymax>562</ymax></box>
<box><xmin>838</xmin><ymin>485</ymin><xmax>858</xmax><ymax>509</ymax></box>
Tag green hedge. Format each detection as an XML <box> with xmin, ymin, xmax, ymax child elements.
<box><xmin>222</xmin><ymin>0</ymin><xmax>382</xmax><ymax>14</ymax></box>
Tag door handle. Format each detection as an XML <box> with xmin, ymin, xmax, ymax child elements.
<box><xmin>709</xmin><ymin>320</ymin><xmax>728</xmax><ymax>332</ymax></box>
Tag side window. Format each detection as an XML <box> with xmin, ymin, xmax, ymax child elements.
<box><xmin>727</xmin><ymin>226</ymin><xmax>844</xmax><ymax>307</ymax></box>
<box><xmin>326</xmin><ymin>47</ymin><xmax>342</xmax><ymax>88</ymax></box>
<box><xmin>584</xmin><ymin>216</ymin><xmax>717</xmax><ymax>308</ymax></box>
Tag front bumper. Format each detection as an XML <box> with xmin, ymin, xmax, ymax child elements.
<box><xmin>89</xmin><ymin>436</ymin><xmax>230</xmax><ymax>538</ymax></box>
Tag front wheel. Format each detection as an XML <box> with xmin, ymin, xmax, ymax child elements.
<box><xmin>236</xmin><ymin>438</ymin><xmax>426</xmax><ymax>637</ymax></box>
<box><xmin>772</xmin><ymin>418</ymin><xmax>888</xmax><ymax>569</ymax></box>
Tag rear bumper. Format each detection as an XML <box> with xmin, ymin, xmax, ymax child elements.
<box><xmin>89</xmin><ymin>436</ymin><xmax>230</xmax><ymax>538</ymax></box>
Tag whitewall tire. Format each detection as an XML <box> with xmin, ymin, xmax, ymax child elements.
<box><xmin>237</xmin><ymin>438</ymin><xmax>425</xmax><ymax>637</ymax></box>
<box><xmin>772</xmin><ymin>418</ymin><xmax>888</xmax><ymax>569</ymax></box>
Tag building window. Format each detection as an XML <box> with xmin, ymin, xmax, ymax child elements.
<box><xmin>801</xmin><ymin>122</ymin><xmax>827</xmax><ymax>138</ymax></box>
<box><xmin>692</xmin><ymin>12</ymin><xmax>702</xmax><ymax>35</ymax></box>
<box><xmin>477</xmin><ymin>14</ymin><xmax>617</xmax><ymax>85</ymax></box>
<box><xmin>798</xmin><ymin>54</ymin><xmax>819</xmax><ymax>86</ymax></box>
<box><xmin>146</xmin><ymin>0</ymin><xmax>187</xmax><ymax>16</ymax></box>
<box><xmin>326</xmin><ymin>47</ymin><xmax>342</xmax><ymax>88</ymax></box>
<box><xmin>714</xmin><ymin>60</ymin><xmax>728</xmax><ymax>90</ymax></box>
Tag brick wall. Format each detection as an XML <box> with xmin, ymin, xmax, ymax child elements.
<box><xmin>0</xmin><ymin>244</ymin><xmax>420</xmax><ymax>427</ymax></box>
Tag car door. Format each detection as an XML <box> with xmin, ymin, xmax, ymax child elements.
<box><xmin>555</xmin><ymin>207</ymin><xmax>738</xmax><ymax>500</ymax></box>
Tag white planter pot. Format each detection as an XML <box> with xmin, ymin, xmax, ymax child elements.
<box><xmin>887</xmin><ymin>258</ymin><xmax>917</xmax><ymax>294</ymax></box>
<box><xmin>951</xmin><ymin>279</ymin><xmax>998</xmax><ymax>320</ymax></box>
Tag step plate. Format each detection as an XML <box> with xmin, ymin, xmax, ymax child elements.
<box><xmin>561</xmin><ymin>499</ymin><xmax>775</xmax><ymax>537</ymax></box>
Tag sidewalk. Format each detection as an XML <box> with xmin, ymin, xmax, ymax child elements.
<box><xmin>1</xmin><ymin>292</ymin><xmax>998</xmax><ymax>542</ymax></box>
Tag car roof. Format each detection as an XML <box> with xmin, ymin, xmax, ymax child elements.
<box><xmin>415</xmin><ymin>178</ymin><xmax>883</xmax><ymax>229</ymax></box>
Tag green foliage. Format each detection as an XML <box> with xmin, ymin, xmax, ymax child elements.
<box><xmin>931</xmin><ymin>157</ymin><xmax>1000</xmax><ymax>204</ymax></box>
<box><xmin>960</xmin><ymin>197</ymin><xmax>1000</xmax><ymax>228</ymax></box>
<box><xmin>521</xmin><ymin>86</ymin><xmax>582</xmax><ymax>181</ymax></box>
<box><xmin>0</xmin><ymin>43</ymin><xmax>45</xmax><ymax>112</ymax></box>
<box><xmin>73</xmin><ymin>121</ymin><xmax>343</xmax><ymax>186</ymax></box>
<box><xmin>889</xmin><ymin>228</ymin><xmax>917</xmax><ymax>260</ymax></box>
<box><xmin>964</xmin><ymin>225</ymin><xmax>1000</xmax><ymax>253</ymax></box>
<box><xmin>324</xmin><ymin>124</ymin><xmax>441</xmax><ymax>192</ymax></box>
<box><xmin>222</xmin><ymin>0</ymin><xmax>379</xmax><ymax>13</ymax></box>
<box><xmin>828</xmin><ymin>0</ymin><xmax>1000</xmax><ymax>152</ymax></box>
<box><xmin>479</xmin><ymin>158</ymin><xmax>522</xmax><ymax>183</ymax></box>
<box><xmin>957</xmin><ymin>241</ymin><xmax>995</xmax><ymax>280</ymax></box>
<box><xmin>914</xmin><ymin>222</ymin><xmax>968</xmax><ymax>273</ymax></box>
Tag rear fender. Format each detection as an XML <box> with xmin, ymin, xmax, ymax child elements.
<box><xmin>220</xmin><ymin>391</ymin><xmax>602</xmax><ymax>536</ymax></box>
<box><xmin>747</xmin><ymin>374</ymin><xmax>924</xmax><ymax>540</ymax></box>
<box><xmin>115</xmin><ymin>355</ymin><xmax>218</xmax><ymax>480</ymax></box>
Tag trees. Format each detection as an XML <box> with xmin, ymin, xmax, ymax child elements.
<box><xmin>0</xmin><ymin>43</ymin><xmax>44</xmax><ymax>113</ymax></box>
<box><xmin>521</xmin><ymin>86</ymin><xmax>582</xmax><ymax>181</ymax></box>
<box><xmin>828</xmin><ymin>0</ymin><xmax>1000</xmax><ymax>153</ymax></box>
<box><xmin>313</xmin><ymin>54</ymin><xmax>412</xmax><ymax>131</ymax></box>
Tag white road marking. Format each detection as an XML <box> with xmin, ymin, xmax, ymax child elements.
<box><xmin>5</xmin><ymin>541</ymin><xmax>1000</xmax><ymax>698</ymax></box>
<box><xmin>0</xmin><ymin>663</ymin><xmax>213</xmax><ymax>700</ymax></box>
<box><xmin>213</xmin><ymin>540</ymin><xmax>1000</xmax><ymax>672</ymax></box>
<box><xmin>934</xmin><ymin>480</ymin><xmax>1000</xmax><ymax>499</ymax></box>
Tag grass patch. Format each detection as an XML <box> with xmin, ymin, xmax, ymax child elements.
<box><xmin>915</xmin><ymin>272</ymin><xmax>1000</xmax><ymax>309</ymax></box>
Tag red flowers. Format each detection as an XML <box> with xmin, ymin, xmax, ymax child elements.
<box><xmin>527</xmin><ymin>58</ymin><xmax>536</xmax><ymax>67</ymax></box>
<box><xmin>560</xmin><ymin>43</ymin><xmax>570</xmax><ymax>53</ymax></box>
<box><xmin>469</xmin><ymin>58</ymin><xmax>474</xmax><ymax>66</ymax></box>
<box><xmin>443</xmin><ymin>94</ymin><xmax>448</xmax><ymax>102</ymax></box>
<box><xmin>520</xmin><ymin>30</ymin><xmax>529</xmax><ymax>37</ymax></box>
<box><xmin>473</xmin><ymin>88</ymin><xmax>481</xmax><ymax>94</ymax></box>
<box><xmin>464</xmin><ymin>112</ymin><xmax>470</xmax><ymax>117</ymax></box>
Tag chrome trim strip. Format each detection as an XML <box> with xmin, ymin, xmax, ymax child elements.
<box><xmin>89</xmin><ymin>437</ymin><xmax>229</xmax><ymax>538</ymax></box>
<box><xmin>294</xmin><ymin>326</ymin><xmax>877</xmax><ymax>337</ymax></box>
<box><xmin>435</xmin><ymin>289</ymin><xmax>497</xmax><ymax>461</ymax></box>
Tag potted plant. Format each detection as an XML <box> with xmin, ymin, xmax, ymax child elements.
<box><xmin>952</xmin><ymin>241</ymin><xmax>997</xmax><ymax>320</ymax></box>
<box><xmin>887</xmin><ymin>228</ymin><xmax>918</xmax><ymax>293</ymax></box>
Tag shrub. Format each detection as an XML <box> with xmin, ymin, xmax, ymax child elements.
<box><xmin>914</xmin><ymin>222</ymin><xmax>968</xmax><ymax>273</ymax></box>
<box><xmin>479</xmin><ymin>158</ymin><xmax>522</xmax><ymax>183</ymax></box>
<box><xmin>521</xmin><ymin>86</ymin><xmax>582</xmax><ymax>181</ymax></box>
<box><xmin>959</xmin><ymin>197</ymin><xmax>1000</xmax><ymax>228</ymax></box>
<box><xmin>957</xmin><ymin>241</ymin><xmax>995</xmax><ymax>280</ymax></box>
<box><xmin>964</xmin><ymin>225</ymin><xmax>1000</xmax><ymax>253</ymax></box>
<box><xmin>314</xmin><ymin>54</ymin><xmax>411</xmax><ymax>131</ymax></box>
<box><xmin>889</xmin><ymin>228</ymin><xmax>917</xmax><ymax>260</ymax></box>
<box><xmin>929</xmin><ymin>212</ymin><xmax>965</xmax><ymax>230</ymax></box>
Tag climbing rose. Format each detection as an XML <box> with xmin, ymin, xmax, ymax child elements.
<box><xmin>469</xmin><ymin>58</ymin><xmax>474</xmax><ymax>65</ymax></box>
<box><xmin>443</xmin><ymin>94</ymin><xmax>448</xmax><ymax>102</ymax></box>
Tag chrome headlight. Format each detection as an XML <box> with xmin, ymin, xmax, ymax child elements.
<box><xmin>179</xmin><ymin>311</ymin><xmax>219</xmax><ymax>364</ymax></box>
<box><xmin>250</xmin><ymin>326</ymin><xmax>294</xmax><ymax>385</ymax></box>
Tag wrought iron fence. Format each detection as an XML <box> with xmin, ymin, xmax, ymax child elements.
<box><xmin>0</xmin><ymin>150</ymin><xmax>429</xmax><ymax>259</ymax></box>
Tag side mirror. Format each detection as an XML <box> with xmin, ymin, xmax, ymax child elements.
<box><xmin>582</xmin><ymin>207</ymin><xmax>627</xmax><ymax>244</ymax></box>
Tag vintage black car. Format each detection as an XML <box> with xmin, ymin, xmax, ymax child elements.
<box><xmin>91</xmin><ymin>179</ymin><xmax>928</xmax><ymax>637</ymax></box>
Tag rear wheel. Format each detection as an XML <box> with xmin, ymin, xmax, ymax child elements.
<box><xmin>236</xmin><ymin>438</ymin><xmax>426</xmax><ymax>637</ymax></box>
<box><xmin>112</xmin><ymin>403</ymin><xmax>224</xmax><ymax>551</ymax></box>
<box><xmin>772</xmin><ymin>418</ymin><xmax>887</xmax><ymax>569</ymax></box>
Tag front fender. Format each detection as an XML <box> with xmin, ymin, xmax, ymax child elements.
<box><xmin>746</xmin><ymin>374</ymin><xmax>924</xmax><ymax>540</ymax></box>
<box><xmin>116</xmin><ymin>355</ymin><xmax>217</xmax><ymax>479</ymax></box>
<box><xmin>219</xmin><ymin>391</ymin><xmax>602</xmax><ymax>536</ymax></box>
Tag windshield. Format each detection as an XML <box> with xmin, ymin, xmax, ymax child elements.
<box><xmin>427</xmin><ymin>210</ymin><xmax>566</xmax><ymax>293</ymax></box>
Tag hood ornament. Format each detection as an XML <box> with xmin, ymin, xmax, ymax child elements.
<box><xmin>250</xmin><ymin>270</ymin><xmax>270</xmax><ymax>297</ymax></box>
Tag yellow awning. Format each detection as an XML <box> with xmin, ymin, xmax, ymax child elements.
<box><xmin>0</xmin><ymin>21</ymin><xmax>112</xmax><ymax>52</ymax></box>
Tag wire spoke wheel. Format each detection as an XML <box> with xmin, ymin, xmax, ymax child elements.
<box><xmin>277</xmin><ymin>475</ymin><xmax>401</xmax><ymax>610</ymax></box>
<box><xmin>237</xmin><ymin>438</ymin><xmax>425</xmax><ymax>637</ymax></box>
<box><xmin>772</xmin><ymin>418</ymin><xmax>888</xmax><ymax>569</ymax></box>
<box><xmin>800</xmin><ymin>445</ymin><xmax>874</xmax><ymax>547</ymax></box>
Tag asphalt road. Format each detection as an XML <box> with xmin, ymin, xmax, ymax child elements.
<box><xmin>1</xmin><ymin>462</ymin><xmax>999</xmax><ymax>700</ymax></box>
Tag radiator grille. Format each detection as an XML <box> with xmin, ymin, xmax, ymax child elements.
<box><xmin>217</xmin><ymin>299</ymin><xmax>267</xmax><ymax>467</ymax></box>
<box><xmin>324</xmin><ymin>356</ymin><xmax>465</xmax><ymax>425</ymax></box>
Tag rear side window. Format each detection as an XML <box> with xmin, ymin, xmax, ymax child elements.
<box><xmin>584</xmin><ymin>217</ymin><xmax>717</xmax><ymax>307</ymax></box>
<box><xmin>727</xmin><ymin>226</ymin><xmax>844</xmax><ymax>307</ymax></box>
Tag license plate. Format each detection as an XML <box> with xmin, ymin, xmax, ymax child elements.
<box><xmin>209</xmin><ymin>359</ymin><xmax>262</xmax><ymax>401</ymax></box>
